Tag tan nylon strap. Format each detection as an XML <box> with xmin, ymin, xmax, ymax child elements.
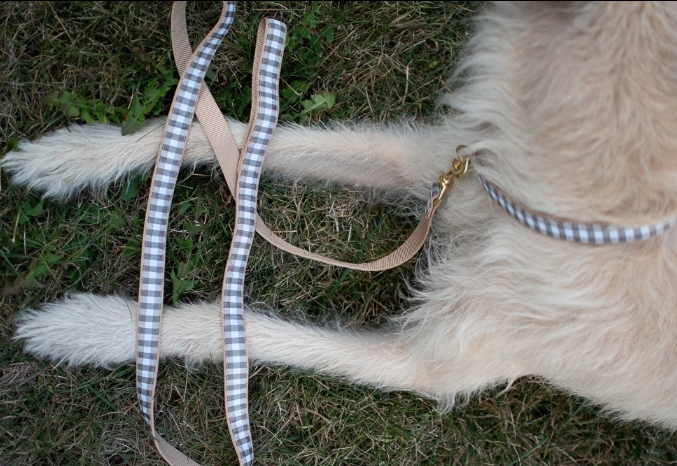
<box><xmin>171</xmin><ymin>7</ymin><xmax>288</xmax><ymax>466</ymax></box>
<box><xmin>146</xmin><ymin>3</ymin><xmax>438</xmax><ymax>465</ymax></box>
<box><xmin>155</xmin><ymin>435</ymin><xmax>200</xmax><ymax>466</ymax></box>
<box><xmin>253</xmin><ymin>214</ymin><xmax>434</xmax><ymax>271</ymax></box>
<box><xmin>172</xmin><ymin>16</ymin><xmax>438</xmax><ymax>272</ymax></box>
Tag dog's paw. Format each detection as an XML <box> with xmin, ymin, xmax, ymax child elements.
<box><xmin>15</xmin><ymin>293</ymin><xmax>137</xmax><ymax>367</ymax></box>
<box><xmin>2</xmin><ymin>121</ymin><xmax>164</xmax><ymax>201</ymax></box>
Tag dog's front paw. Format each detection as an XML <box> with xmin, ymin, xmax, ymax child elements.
<box><xmin>15</xmin><ymin>293</ymin><xmax>137</xmax><ymax>367</ymax></box>
<box><xmin>2</xmin><ymin>121</ymin><xmax>164</xmax><ymax>201</ymax></box>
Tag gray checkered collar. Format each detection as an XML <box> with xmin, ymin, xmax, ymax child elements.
<box><xmin>441</xmin><ymin>145</ymin><xmax>677</xmax><ymax>245</ymax></box>
<box><xmin>476</xmin><ymin>173</ymin><xmax>677</xmax><ymax>244</ymax></box>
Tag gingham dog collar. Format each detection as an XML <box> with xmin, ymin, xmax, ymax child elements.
<box><xmin>477</xmin><ymin>174</ymin><xmax>677</xmax><ymax>244</ymax></box>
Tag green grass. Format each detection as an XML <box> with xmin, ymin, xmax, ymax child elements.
<box><xmin>1</xmin><ymin>1</ymin><xmax>676</xmax><ymax>465</ymax></box>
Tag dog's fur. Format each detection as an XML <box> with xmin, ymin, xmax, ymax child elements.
<box><xmin>5</xmin><ymin>0</ymin><xmax>677</xmax><ymax>432</ymax></box>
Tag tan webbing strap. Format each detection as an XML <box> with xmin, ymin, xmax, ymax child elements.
<box><xmin>172</xmin><ymin>11</ymin><xmax>441</xmax><ymax>272</ymax></box>
<box><xmin>253</xmin><ymin>214</ymin><xmax>435</xmax><ymax>271</ymax></box>
<box><xmin>154</xmin><ymin>435</ymin><xmax>201</xmax><ymax>466</ymax></box>
<box><xmin>170</xmin><ymin>5</ymin><xmax>288</xmax><ymax>466</ymax></box>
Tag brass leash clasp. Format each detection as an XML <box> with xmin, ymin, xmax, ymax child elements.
<box><xmin>432</xmin><ymin>145</ymin><xmax>471</xmax><ymax>207</ymax></box>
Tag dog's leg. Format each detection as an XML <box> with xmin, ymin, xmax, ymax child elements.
<box><xmin>2</xmin><ymin>117</ymin><xmax>458</xmax><ymax>201</ymax></box>
<box><xmin>18</xmin><ymin>291</ymin><xmax>677</xmax><ymax>425</ymax></box>
<box><xmin>16</xmin><ymin>293</ymin><xmax>520</xmax><ymax>399</ymax></box>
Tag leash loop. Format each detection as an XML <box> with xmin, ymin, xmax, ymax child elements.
<box><xmin>218</xmin><ymin>17</ymin><xmax>286</xmax><ymax>466</ymax></box>
<box><xmin>137</xmin><ymin>2</ymin><xmax>285</xmax><ymax>465</ymax></box>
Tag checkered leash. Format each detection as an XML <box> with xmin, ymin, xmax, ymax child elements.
<box><xmin>219</xmin><ymin>16</ymin><xmax>286</xmax><ymax>466</ymax></box>
<box><xmin>137</xmin><ymin>2</ymin><xmax>285</xmax><ymax>465</ymax></box>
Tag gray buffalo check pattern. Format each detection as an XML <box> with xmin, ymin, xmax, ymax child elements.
<box><xmin>137</xmin><ymin>1</ymin><xmax>235</xmax><ymax>430</ymax></box>
<box><xmin>478</xmin><ymin>174</ymin><xmax>677</xmax><ymax>244</ymax></box>
<box><xmin>221</xmin><ymin>20</ymin><xmax>286</xmax><ymax>466</ymax></box>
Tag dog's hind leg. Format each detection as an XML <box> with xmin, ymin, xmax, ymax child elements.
<box><xmin>2</xmin><ymin>117</ymin><xmax>459</xmax><ymax>201</ymax></box>
<box><xmin>16</xmin><ymin>293</ymin><xmax>522</xmax><ymax>399</ymax></box>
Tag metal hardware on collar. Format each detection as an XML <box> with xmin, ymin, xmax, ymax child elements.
<box><xmin>432</xmin><ymin>145</ymin><xmax>471</xmax><ymax>207</ymax></box>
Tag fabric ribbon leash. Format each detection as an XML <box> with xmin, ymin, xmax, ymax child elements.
<box><xmin>219</xmin><ymin>15</ymin><xmax>286</xmax><ymax>466</ymax></box>
<box><xmin>137</xmin><ymin>2</ymin><xmax>285</xmax><ymax>465</ymax></box>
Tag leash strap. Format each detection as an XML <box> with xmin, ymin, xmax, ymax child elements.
<box><xmin>218</xmin><ymin>17</ymin><xmax>286</xmax><ymax>466</ymax></box>
<box><xmin>170</xmin><ymin>8</ymin><xmax>440</xmax><ymax>273</ymax></box>
<box><xmin>478</xmin><ymin>174</ymin><xmax>677</xmax><ymax>244</ymax></box>
<box><xmin>138</xmin><ymin>2</ymin><xmax>285</xmax><ymax>465</ymax></box>
<box><xmin>139</xmin><ymin>0</ymin><xmax>445</xmax><ymax>462</ymax></box>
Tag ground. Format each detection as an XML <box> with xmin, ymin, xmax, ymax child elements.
<box><xmin>1</xmin><ymin>2</ymin><xmax>675</xmax><ymax>465</ymax></box>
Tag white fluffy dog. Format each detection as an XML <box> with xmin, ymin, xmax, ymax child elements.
<box><xmin>5</xmin><ymin>0</ymin><xmax>677</xmax><ymax>433</ymax></box>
